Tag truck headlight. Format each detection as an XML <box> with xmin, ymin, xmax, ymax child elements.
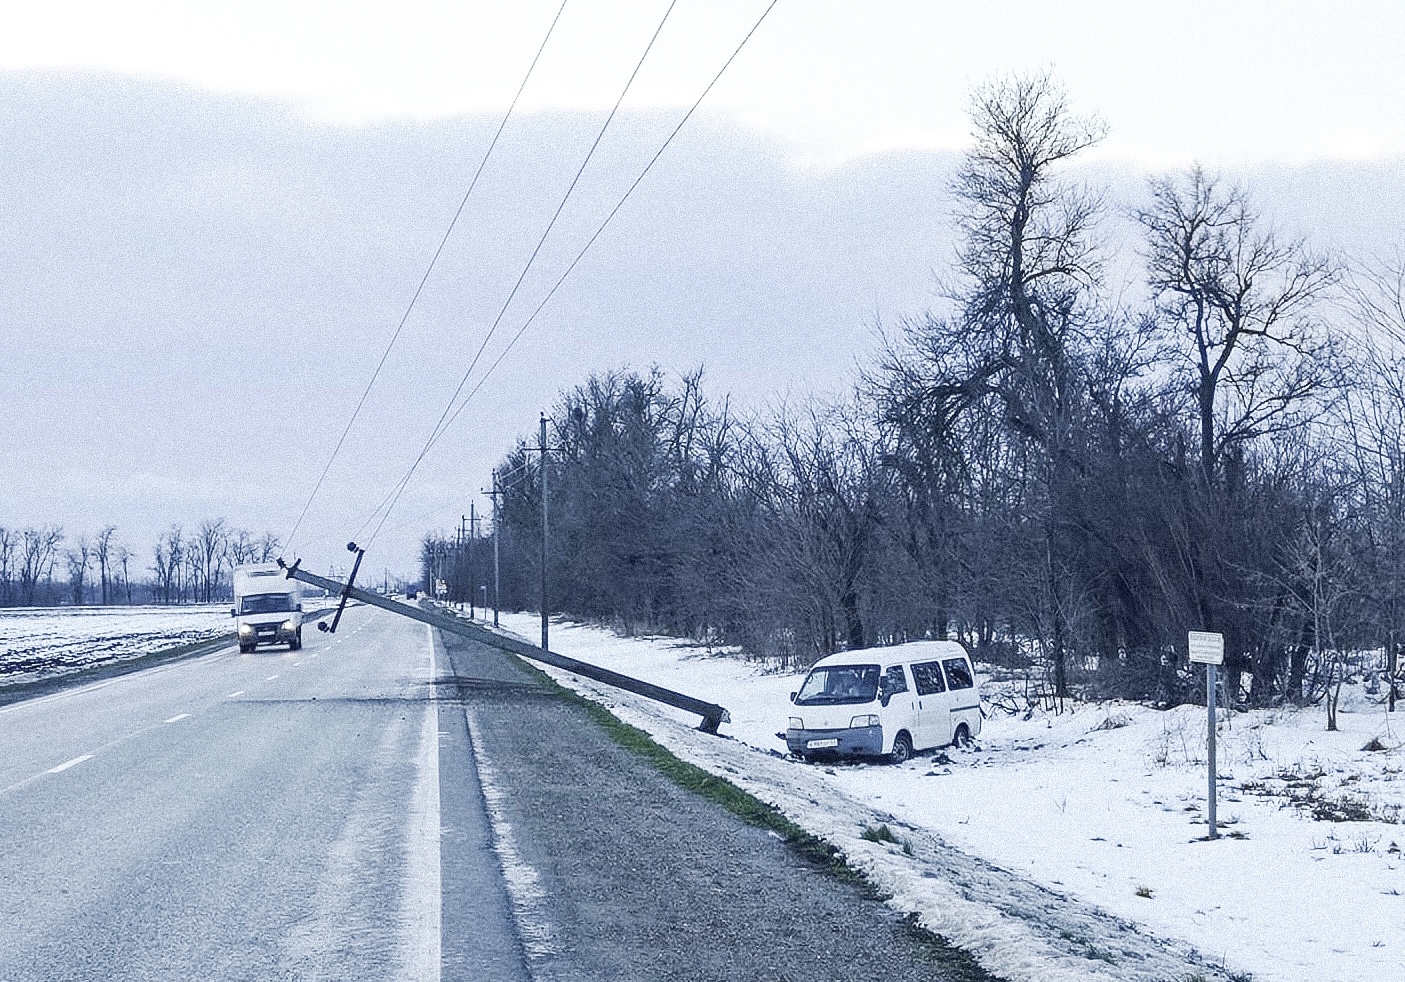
<box><xmin>788</xmin><ymin>717</ymin><xmax>804</xmax><ymax>730</ymax></box>
<box><xmin>850</xmin><ymin>714</ymin><xmax>880</xmax><ymax>728</ymax></box>
<box><xmin>238</xmin><ymin>624</ymin><xmax>253</xmax><ymax>635</ymax></box>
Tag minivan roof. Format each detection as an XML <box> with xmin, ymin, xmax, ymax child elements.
<box><xmin>808</xmin><ymin>640</ymin><xmax>970</xmax><ymax>670</ymax></box>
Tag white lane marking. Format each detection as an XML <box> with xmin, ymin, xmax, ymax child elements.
<box><xmin>47</xmin><ymin>754</ymin><xmax>93</xmax><ymax>773</ymax></box>
<box><xmin>398</xmin><ymin>624</ymin><xmax>442</xmax><ymax>982</ymax></box>
<box><xmin>266</xmin><ymin>674</ymin><xmax>279</xmax><ymax>681</ymax></box>
<box><xmin>228</xmin><ymin>690</ymin><xmax>245</xmax><ymax>698</ymax></box>
<box><xmin>292</xmin><ymin>661</ymin><xmax>303</xmax><ymax>667</ymax></box>
<box><xmin>163</xmin><ymin>713</ymin><xmax>191</xmax><ymax>723</ymax></box>
<box><xmin>465</xmin><ymin>707</ymin><xmax>555</xmax><ymax>963</ymax></box>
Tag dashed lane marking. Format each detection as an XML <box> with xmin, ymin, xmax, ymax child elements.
<box><xmin>163</xmin><ymin>713</ymin><xmax>191</xmax><ymax>723</ymax></box>
<box><xmin>47</xmin><ymin>754</ymin><xmax>93</xmax><ymax>774</ymax></box>
<box><xmin>266</xmin><ymin>675</ymin><xmax>279</xmax><ymax>681</ymax></box>
<box><xmin>228</xmin><ymin>691</ymin><xmax>245</xmax><ymax>698</ymax></box>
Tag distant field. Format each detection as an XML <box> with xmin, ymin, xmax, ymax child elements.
<box><xmin>0</xmin><ymin>605</ymin><xmax>235</xmax><ymax>685</ymax></box>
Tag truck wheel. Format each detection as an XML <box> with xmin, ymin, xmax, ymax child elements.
<box><xmin>953</xmin><ymin>723</ymin><xmax>972</xmax><ymax>749</ymax></box>
<box><xmin>889</xmin><ymin>731</ymin><xmax>914</xmax><ymax>765</ymax></box>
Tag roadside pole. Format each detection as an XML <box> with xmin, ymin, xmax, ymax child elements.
<box><xmin>540</xmin><ymin>413</ymin><xmax>549</xmax><ymax>653</ymax></box>
<box><xmin>1189</xmin><ymin>630</ymin><xmax>1225</xmax><ymax>839</ymax></box>
<box><xmin>486</xmin><ymin>469</ymin><xmax>501</xmax><ymax>629</ymax></box>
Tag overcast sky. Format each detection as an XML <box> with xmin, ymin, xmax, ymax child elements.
<box><xmin>3</xmin><ymin>1</ymin><xmax>1404</xmax><ymax>579</ymax></box>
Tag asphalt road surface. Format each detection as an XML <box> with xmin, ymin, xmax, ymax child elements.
<box><xmin>0</xmin><ymin>605</ymin><xmax>983</xmax><ymax>981</ymax></box>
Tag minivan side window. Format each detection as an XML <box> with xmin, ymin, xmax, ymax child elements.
<box><xmin>910</xmin><ymin>661</ymin><xmax>947</xmax><ymax>696</ymax></box>
<box><xmin>941</xmin><ymin>657</ymin><xmax>974</xmax><ymax>690</ymax></box>
<box><xmin>882</xmin><ymin>665</ymin><xmax>909</xmax><ymax>695</ymax></box>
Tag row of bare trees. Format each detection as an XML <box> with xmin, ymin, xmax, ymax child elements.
<box><xmin>0</xmin><ymin>521</ymin><xmax>280</xmax><ymax>607</ymax></box>
<box><xmin>446</xmin><ymin>72</ymin><xmax>1405</xmax><ymax>710</ymax></box>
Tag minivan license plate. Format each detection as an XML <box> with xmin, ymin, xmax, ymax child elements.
<box><xmin>806</xmin><ymin>738</ymin><xmax>839</xmax><ymax>749</ymax></box>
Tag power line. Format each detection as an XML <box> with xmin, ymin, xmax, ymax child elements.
<box><xmin>361</xmin><ymin>0</ymin><xmax>684</xmax><ymax>547</ymax></box>
<box><xmin>362</xmin><ymin>0</ymin><xmax>782</xmax><ymax>546</ymax></box>
<box><xmin>282</xmin><ymin>0</ymin><xmax>572</xmax><ymax>556</ymax></box>
<box><xmin>437</xmin><ymin>0</ymin><xmax>782</xmax><ymax>443</ymax></box>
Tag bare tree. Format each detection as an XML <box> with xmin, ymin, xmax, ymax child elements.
<box><xmin>0</xmin><ymin>527</ymin><xmax>14</xmax><ymax>606</ymax></box>
<box><xmin>66</xmin><ymin>535</ymin><xmax>91</xmax><ymax>605</ymax></box>
<box><xmin>257</xmin><ymin>532</ymin><xmax>280</xmax><ymax>563</ymax></box>
<box><xmin>1138</xmin><ymin>167</ymin><xmax>1338</xmax><ymax>487</ymax></box>
<box><xmin>195</xmin><ymin>519</ymin><xmax>228</xmax><ymax>603</ymax></box>
<box><xmin>94</xmin><ymin>525</ymin><xmax>117</xmax><ymax>604</ymax></box>
<box><xmin>19</xmin><ymin>526</ymin><xmax>63</xmax><ymax>606</ymax></box>
<box><xmin>117</xmin><ymin>544</ymin><xmax>134</xmax><ymax>604</ymax></box>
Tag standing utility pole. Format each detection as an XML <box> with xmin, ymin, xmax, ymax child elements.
<box><xmin>484</xmin><ymin>469</ymin><xmax>502</xmax><ymax>628</ymax></box>
<box><xmin>468</xmin><ymin>502</ymin><xmax>480</xmax><ymax>620</ymax></box>
<box><xmin>539</xmin><ymin>413</ymin><xmax>550</xmax><ymax>653</ymax></box>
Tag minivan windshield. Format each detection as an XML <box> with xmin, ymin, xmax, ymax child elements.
<box><xmin>795</xmin><ymin>664</ymin><xmax>880</xmax><ymax>706</ymax></box>
<box><xmin>239</xmin><ymin>593</ymin><xmax>293</xmax><ymax>615</ymax></box>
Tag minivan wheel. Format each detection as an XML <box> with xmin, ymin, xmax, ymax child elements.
<box><xmin>889</xmin><ymin>731</ymin><xmax>914</xmax><ymax>765</ymax></box>
<box><xmin>953</xmin><ymin>723</ymin><xmax>972</xmax><ymax>749</ymax></box>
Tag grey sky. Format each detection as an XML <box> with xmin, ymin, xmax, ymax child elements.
<box><xmin>2</xmin><ymin>3</ymin><xmax>1404</xmax><ymax>577</ymax></box>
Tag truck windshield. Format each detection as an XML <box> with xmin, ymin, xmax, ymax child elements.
<box><xmin>795</xmin><ymin>664</ymin><xmax>880</xmax><ymax>706</ymax></box>
<box><xmin>239</xmin><ymin>593</ymin><xmax>293</xmax><ymax>615</ymax></box>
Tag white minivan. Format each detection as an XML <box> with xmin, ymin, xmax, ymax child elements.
<box><xmin>784</xmin><ymin>641</ymin><xmax>982</xmax><ymax>764</ymax></box>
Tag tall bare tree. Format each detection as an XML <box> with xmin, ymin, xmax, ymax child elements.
<box><xmin>1138</xmin><ymin>167</ymin><xmax>1338</xmax><ymax>487</ymax></box>
<box><xmin>94</xmin><ymin>525</ymin><xmax>117</xmax><ymax>604</ymax></box>
<box><xmin>66</xmin><ymin>535</ymin><xmax>91</xmax><ymax>605</ymax></box>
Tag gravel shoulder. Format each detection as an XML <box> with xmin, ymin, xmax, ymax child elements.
<box><xmin>440</xmin><ymin>632</ymin><xmax>996</xmax><ymax>982</ymax></box>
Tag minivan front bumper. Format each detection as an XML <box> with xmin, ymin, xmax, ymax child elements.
<box><xmin>785</xmin><ymin>724</ymin><xmax>883</xmax><ymax>758</ymax></box>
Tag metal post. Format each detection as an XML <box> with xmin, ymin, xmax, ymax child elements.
<box><xmin>540</xmin><ymin>413</ymin><xmax>549</xmax><ymax>653</ymax></box>
<box><xmin>1207</xmin><ymin>662</ymin><xmax>1218</xmax><ymax>839</ymax></box>
<box><xmin>492</xmin><ymin>470</ymin><xmax>501</xmax><ymax>628</ymax></box>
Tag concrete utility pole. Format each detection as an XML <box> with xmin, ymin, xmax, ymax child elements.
<box><xmin>539</xmin><ymin>413</ymin><xmax>550</xmax><ymax>653</ymax></box>
<box><xmin>485</xmin><ymin>469</ymin><xmax>501</xmax><ymax>628</ymax></box>
<box><xmin>468</xmin><ymin>502</ymin><xmax>479</xmax><ymax>620</ymax></box>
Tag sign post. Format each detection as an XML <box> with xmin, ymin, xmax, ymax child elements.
<box><xmin>1188</xmin><ymin>631</ymin><xmax>1225</xmax><ymax>839</ymax></box>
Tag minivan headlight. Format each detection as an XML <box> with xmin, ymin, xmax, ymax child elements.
<box><xmin>850</xmin><ymin>714</ymin><xmax>880</xmax><ymax>728</ymax></box>
<box><xmin>238</xmin><ymin>624</ymin><xmax>253</xmax><ymax>635</ymax></box>
<box><xmin>788</xmin><ymin>717</ymin><xmax>804</xmax><ymax>730</ymax></box>
<box><xmin>282</xmin><ymin>619</ymin><xmax>296</xmax><ymax>632</ymax></box>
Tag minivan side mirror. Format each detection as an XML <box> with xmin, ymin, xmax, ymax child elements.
<box><xmin>880</xmin><ymin>692</ymin><xmax>892</xmax><ymax>708</ymax></box>
<box><xmin>789</xmin><ymin>691</ymin><xmax>797</xmax><ymax>703</ymax></box>
<box><xmin>230</xmin><ymin>607</ymin><xmax>237</xmax><ymax>617</ymax></box>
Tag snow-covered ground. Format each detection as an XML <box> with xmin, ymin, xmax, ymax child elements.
<box><xmin>494</xmin><ymin>611</ymin><xmax>1405</xmax><ymax>982</ymax></box>
<box><xmin>0</xmin><ymin>605</ymin><xmax>235</xmax><ymax>684</ymax></box>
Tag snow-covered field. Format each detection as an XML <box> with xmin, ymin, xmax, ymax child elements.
<box><xmin>0</xmin><ymin>605</ymin><xmax>235</xmax><ymax>685</ymax></box>
<box><xmin>494</xmin><ymin>611</ymin><xmax>1405</xmax><ymax>982</ymax></box>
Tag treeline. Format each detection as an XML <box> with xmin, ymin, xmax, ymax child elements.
<box><xmin>0</xmin><ymin>521</ymin><xmax>281</xmax><ymax>607</ymax></box>
<box><xmin>431</xmin><ymin>74</ymin><xmax>1405</xmax><ymax>710</ymax></box>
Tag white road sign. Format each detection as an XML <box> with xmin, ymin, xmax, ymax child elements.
<box><xmin>1188</xmin><ymin>631</ymin><xmax>1225</xmax><ymax>665</ymax></box>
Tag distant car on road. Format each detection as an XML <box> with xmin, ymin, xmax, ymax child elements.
<box><xmin>785</xmin><ymin>641</ymin><xmax>982</xmax><ymax>764</ymax></box>
<box><xmin>232</xmin><ymin>563</ymin><xmax>303</xmax><ymax>653</ymax></box>
<box><xmin>405</xmin><ymin>588</ymin><xmax>418</xmax><ymax>601</ymax></box>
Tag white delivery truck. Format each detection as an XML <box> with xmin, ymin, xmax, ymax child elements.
<box><xmin>784</xmin><ymin>640</ymin><xmax>982</xmax><ymax>764</ymax></box>
<box><xmin>232</xmin><ymin>563</ymin><xmax>303</xmax><ymax>653</ymax></box>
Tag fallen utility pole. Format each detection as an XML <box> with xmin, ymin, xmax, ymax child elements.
<box><xmin>280</xmin><ymin>560</ymin><xmax>730</xmax><ymax>734</ymax></box>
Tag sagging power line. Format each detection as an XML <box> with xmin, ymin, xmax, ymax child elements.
<box><xmin>360</xmin><ymin>0</ymin><xmax>782</xmax><ymax>548</ymax></box>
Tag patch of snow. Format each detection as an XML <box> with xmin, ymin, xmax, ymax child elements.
<box><xmin>0</xmin><ymin>605</ymin><xmax>235</xmax><ymax>684</ymax></box>
<box><xmin>496</xmin><ymin>612</ymin><xmax>1405</xmax><ymax>982</ymax></box>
